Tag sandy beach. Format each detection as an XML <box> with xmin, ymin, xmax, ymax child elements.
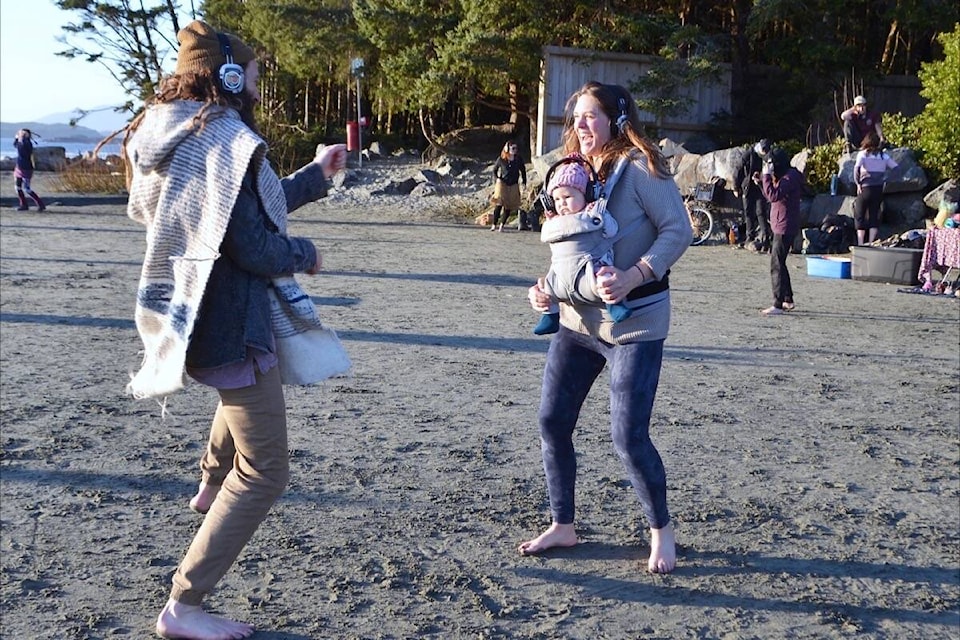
<box><xmin>1</xmin><ymin>167</ymin><xmax>958</xmax><ymax>639</ymax></box>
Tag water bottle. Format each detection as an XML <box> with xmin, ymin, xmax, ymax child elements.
<box><xmin>830</xmin><ymin>175</ymin><xmax>839</xmax><ymax>196</ymax></box>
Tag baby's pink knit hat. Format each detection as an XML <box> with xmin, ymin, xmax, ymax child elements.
<box><xmin>548</xmin><ymin>162</ymin><xmax>589</xmax><ymax>196</ymax></box>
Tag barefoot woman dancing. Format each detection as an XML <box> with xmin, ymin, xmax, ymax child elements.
<box><xmin>519</xmin><ymin>82</ymin><xmax>691</xmax><ymax>573</ymax></box>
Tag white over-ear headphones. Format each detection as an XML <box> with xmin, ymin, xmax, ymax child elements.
<box><xmin>216</xmin><ymin>32</ymin><xmax>245</xmax><ymax>94</ymax></box>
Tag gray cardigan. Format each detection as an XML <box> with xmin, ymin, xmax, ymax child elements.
<box><xmin>559</xmin><ymin>156</ymin><xmax>691</xmax><ymax>344</ymax></box>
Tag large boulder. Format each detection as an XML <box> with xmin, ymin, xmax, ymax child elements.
<box><xmin>923</xmin><ymin>179</ymin><xmax>959</xmax><ymax>211</ymax></box>
<box><xmin>884</xmin><ymin>148</ymin><xmax>928</xmax><ymax>193</ymax></box>
<box><xmin>434</xmin><ymin>155</ymin><xmax>465</xmax><ymax>177</ymax></box>
<box><xmin>806</xmin><ymin>194</ymin><xmax>858</xmax><ymax>227</ymax></box>
<box><xmin>672</xmin><ymin>152</ymin><xmax>702</xmax><ymax>196</ymax></box>
<box><xmin>672</xmin><ymin>146</ymin><xmax>748</xmax><ymax>205</ymax></box>
<box><xmin>33</xmin><ymin>146</ymin><xmax>67</xmax><ymax>171</ymax></box>
<box><xmin>371</xmin><ymin>176</ymin><xmax>419</xmax><ymax>196</ymax></box>
<box><xmin>836</xmin><ymin>147</ymin><xmax>927</xmax><ymax>195</ymax></box>
<box><xmin>883</xmin><ymin>193</ymin><xmax>931</xmax><ymax>227</ymax></box>
<box><xmin>791</xmin><ymin>148</ymin><xmax>811</xmax><ymax>175</ymax></box>
<box><xmin>531</xmin><ymin>147</ymin><xmax>566</xmax><ymax>188</ymax></box>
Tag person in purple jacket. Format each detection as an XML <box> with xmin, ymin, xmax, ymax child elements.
<box><xmin>759</xmin><ymin>149</ymin><xmax>804</xmax><ymax>316</ymax></box>
<box><xmin>13</xmin><ymin>129</ymin><xmax>46</xmax><ymax>211</ymax></box>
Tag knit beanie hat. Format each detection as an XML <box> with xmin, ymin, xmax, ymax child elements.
<box><xmin>175</xmin><ymin>20</ymin><xmax>255</xmax><ymax>77</ymax></box>
<box><xmin>548</xmin><ymin>162</ymin><xmax>589</xmax><ymax>196</ymax></box>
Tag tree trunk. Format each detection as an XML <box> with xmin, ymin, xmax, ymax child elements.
<box><xmin>527</xmin><ymin>101</ymin><xmax>538</xmax><ymax>160</ymax></box>
<box><xmin>303</xmin><ymin>81</ymin><xmax>310</xmax><ymax>129</ymax></box>
<box><xmin>880</xmin><ymin>20</ymin><xmax>900</xmax><ymax>74</ymax></box>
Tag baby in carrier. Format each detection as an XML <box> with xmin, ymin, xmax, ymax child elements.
<box><xmin>533</xmin><ymin>158</ymin><xmax>631</xmax><ymax>335</ymax></box>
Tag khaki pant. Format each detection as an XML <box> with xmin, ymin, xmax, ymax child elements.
<box><xmin>171</xmin><ymin>365</ymin><xmax>288</xmax><ymax>605</ymax></box>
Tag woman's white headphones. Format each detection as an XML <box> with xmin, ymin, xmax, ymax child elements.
<box><xmin>216</xmin><ymin>32</ymin><xmax>245</xmax><ymax>94</ymax></box>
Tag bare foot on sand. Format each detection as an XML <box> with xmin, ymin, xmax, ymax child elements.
<box><xmin>188</xmin><ymin>482</ymin><xmax>221</xmax><ymax>515</ymax></box>
<box><xmin>518</xmin><ymin>522</ymin><xmax>578</xmax><ymax>555</ymax></box>
<box><xmin>648</xmin><ymin>523</ymin><xmax>676</xmax><ymax>574</ymax></box>
<box><xmin>156</xmin><ymin>598</ymin><xmax>253</xmax><ymax>640</ymax></box>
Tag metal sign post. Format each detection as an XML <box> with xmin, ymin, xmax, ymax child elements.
<box><xmin>350</xmin><ymin>58</ymin><xmax>365</xmax><ymax>169</ymax></box>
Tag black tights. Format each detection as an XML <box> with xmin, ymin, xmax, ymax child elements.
<box><xmin>492</xmin><ymin>206</ymin><xmax>514</xmax><ymax>227</ymax></box>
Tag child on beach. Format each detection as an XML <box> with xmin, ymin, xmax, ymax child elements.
<box><xmin>533</xmin><ymin>158</ymin><xmax>631</xmax><ymax>335</ymax></box>
<box><xmin>13</xmin><ymin>129</ymin><xmax>45</xmax><ymax>211</ymax></box>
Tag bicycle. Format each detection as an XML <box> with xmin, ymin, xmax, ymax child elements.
<box><xmin>684</xmin><ymin>180</ymin><xmax>720</xmax><ymax>246</ymax></box>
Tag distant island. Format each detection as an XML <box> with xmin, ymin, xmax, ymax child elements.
<box><xmin>1</xmin><ymin>121</ymin><xmax>109</xmax><ymax>144</ymax></box>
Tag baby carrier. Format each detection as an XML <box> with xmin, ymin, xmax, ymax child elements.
<box><xmin>539</xmin><ymin>154</ymin><xmax>646</xmax><ymax>306</ymax></box>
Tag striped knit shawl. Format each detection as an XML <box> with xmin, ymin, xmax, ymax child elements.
<box><xmin>125</xmin><ymin>101</ymin><xmax>322</xmax><ymax>399</ymax></box>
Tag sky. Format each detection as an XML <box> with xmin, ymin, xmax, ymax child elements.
<box><xmin>0</xmin><ymin>1</ymin><xmax>162</xmax><ymax>128</ymax></box>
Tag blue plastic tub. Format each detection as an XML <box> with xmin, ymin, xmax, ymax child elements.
<box><xmin>806</xmin><ymin>256</ymin><xmax>852</xmax><ymax>279</ymax></box>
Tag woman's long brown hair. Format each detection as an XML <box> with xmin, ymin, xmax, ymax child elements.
<box><xmin>560</xmin><ymin>81</ymin><xmax>671</xmax><ymax>183</ymax></box>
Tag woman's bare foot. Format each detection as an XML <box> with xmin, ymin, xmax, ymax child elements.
<box><xmin>648</xmin><ymin>522</ymin><xmax>676</xmax><ymax>573</ymax></box>
<box><xmin>156</xmin><ymin>598</ymin><xmax>253</xmax><ymax>640</ymax></box>
<box><xmin>518</xmin><ymin>522</ymin><xmax>578</xmax><ymax>555</ymax></box>
<box><xmin>188</xmin><ymin>482</ymin><xmax>221</xmax><ymax>515</ymax></box>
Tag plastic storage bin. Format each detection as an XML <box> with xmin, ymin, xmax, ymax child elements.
<box><xmin>850</xmin><ymin>246</ymin><xmax>922</xmax><ymax>285</ymax></box>
<box><xmin>806</xmin><ymin>256</ymin><xmax>851</xmax><ymax>279</ymax></box>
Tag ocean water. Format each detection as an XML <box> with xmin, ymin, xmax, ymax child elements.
<box><xmin>0</xmin><ymin>139</ymin><xmax>122</xmax><ymax>159</ymax></box>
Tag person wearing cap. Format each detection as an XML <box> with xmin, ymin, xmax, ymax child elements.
<box><xmin>840</xmin><ymin>95</ymin><xmax>884</xmax><ymax>153</ymax></box>
<box><xmin>733</xmin><ymin>138</ymin><xmax>772</xmax><ymax>251</ymax></box>
<box><xmin>532</xmin><ymin>157</ymin><xmax>631</xmax><ymax>335</ymax></box>
<box><xmin>519</xmin><ymin>82</ymin><xmax>691</xmax><ymax>574</ymax></box>
<box><xmin>121</xmin><ymin>19</ymin><xmax>348</xmax><ymax>640</ymax></box>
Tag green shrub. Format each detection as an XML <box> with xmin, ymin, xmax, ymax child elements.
<box><xmin>258</xmin><ymin>119</ymin><xmax>326</xmax><ymax>177</ymax></box>
<box><xmin>914</xmin><ymin>25</ymin><xmax>960</xmax><ymax>184</ymax></box>
<box><xmin>804</xmin><ymin>138</ymin><xmax>846</xmax><ymax>193</ymax></box>
<box><xmin>882</xmin><ymin>112</ymin><xmax>921</xmax><ymax>150</ymax></box>
<box><xmin>774</xmin><ymin>138</ymin><xmax>804</xmax><ymax>160</ymax></box>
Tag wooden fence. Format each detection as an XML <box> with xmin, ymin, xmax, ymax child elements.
<box><xmin>535</xmin><ymin>47</ymin><xmax>924</xmax><ymax>156</ymax></box>
<box><xmin>536</xmin><ymin>46</ymin><xmax>732</xmax><ymax>156</ymax></box>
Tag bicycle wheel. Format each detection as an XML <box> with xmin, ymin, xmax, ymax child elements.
<box><xmin>688</xmin><ymin>206</ymin><xmax>713</xmax><ymax>246</ymax></box>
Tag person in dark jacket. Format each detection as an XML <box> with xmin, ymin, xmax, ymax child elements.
<box><xmin>759</xmin><ymin>149</ymin><xmax>804</xmax><ymax>316</ymax></box>
<box><xmin>123</xmin><ymin>20</ymin><xmax>347</xmax><ymax>640</ymax></box>
<box><xmin>490</xmin><ymin>141</ymin><xmax>527</xmax><ymax>231</ymax></box>
<box><xmin>12</xmin><ymin>129</ymin><xmax>46</xmax><ymax>211</ymax></box>
<box><xmin>733</xmin><ymin>139</ymin><xmax>771</xmax><ymax>251</ymax></box>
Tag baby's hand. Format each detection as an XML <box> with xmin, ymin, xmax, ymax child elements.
<box><xmin>528</xmin><ymin>279</ymin><xmax>551</xmax><ymax>312</ymax></box>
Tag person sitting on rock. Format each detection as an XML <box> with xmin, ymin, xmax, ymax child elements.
<box><xmin>840</xmin><ymin>95</ymin><xmax>884</xmax><ymax>154</ymax></box>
